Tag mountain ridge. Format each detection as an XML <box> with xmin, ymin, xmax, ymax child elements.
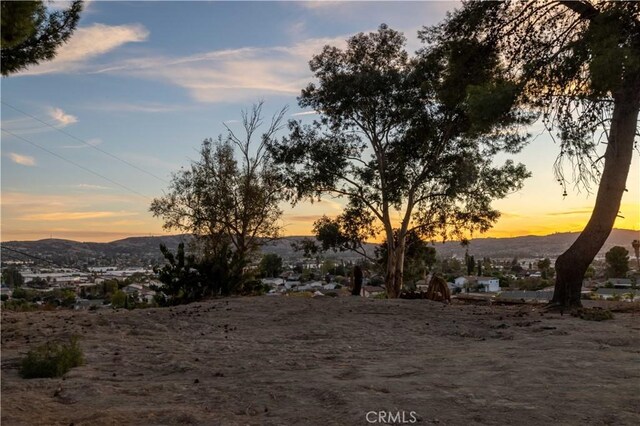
<box><xmin>2</xmin><ymin>229</ymin><xmax>638</xmax><ymax>266</ymax></box>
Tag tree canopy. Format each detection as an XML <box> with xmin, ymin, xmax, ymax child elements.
<box><xmin>150</xmin><ymin>103</ymin><xmax>286</xmax><ymax>288</ymax></box>
<box><xmin>268</xmin><ymin>24</ymin><xmax>532</xmax><ymax>297</ymax></box>
<box><xmin>605</xmin><ymin>246</ymin><xmax>630</xmax><ymax>279</ymax></box>
<box><xmin>428</xmin><ymin>1</ymin><xmax>640</xmax><ymax>307</ymax></box>
<box><xmin>1</xmin><ymin>1</ymin><xmax>83</xmax><ymax>76</ymax></box>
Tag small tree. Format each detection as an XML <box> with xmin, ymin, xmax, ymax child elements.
<box><xmin>1</xmin><ymin>1</ymin><xmax>83</xmax><ymax>76</ymax></box>
<box><xmin>1</xmin><ymin>267</ymin><xmax>24</xmax><ymax>288</ymax></box>
<box><xmin>632</xmin><ymin>240</ymin><xmax>640</xmax><ymax>269</ymax></box>
<box><xmin>259</xmin><ymin>253</ymin><xmax>283</xmax><ymax>278</ymax></box>
<box><xmin>269</xmin><ymin>25</ymin><xmax>531</xmax><ymax>297</ymax></box>
<box><xmin>605</xmin><ymin>246</ymin><xmax>630</xmax><ymax>278</ymax></box>
<box><xmin>151</xmin><ymin>103</ymin><xmax>286</xmax><ymax>289</ymax></box>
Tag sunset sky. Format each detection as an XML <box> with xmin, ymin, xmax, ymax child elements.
<box><xmin>1</xmin><ymin>1</ymin><xmax>638</xmax><ymax>243</ymax></box>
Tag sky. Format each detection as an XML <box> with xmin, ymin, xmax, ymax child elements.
<box><xmin>1</xmin><ymin>0</ymin><xmax>638</xmax><ymax>243</ymax></box>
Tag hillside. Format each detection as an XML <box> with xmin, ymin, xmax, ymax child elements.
<box><xmin>2</xmin><ymin>229</ymin><xmax>638</xmax><ymax>267</ymax></box>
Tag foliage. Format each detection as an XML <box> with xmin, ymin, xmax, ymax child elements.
<box><xmin>19</xmin><ymin>337</ymin><xmax>83</xmax><ymax>379</ymax></box>
<box><xmin>1</xmin><ymin>267</ymin><xmax>24</xmax><ymax>288</ymax></box>
<box><xmin>150</xmin><ymin>103</ymin><xmax>286</xmax><ymax>291</ymax></box>
<box><xmin>1</xmin><ymin>1</ymin><xmax>83</xmax><ymax>75</ymax></box>
<box><xmin>110</xmin><ymin>290</ymin><xmax>127</xmax><ymax>309</ymax></box>
<box><xmin>571</xmin><ymin>307</ymin><xmax>613</xmax><ymax>322</ymax></box>
<box><xmin>152</xmin><ymin>243</ymin><xmax>238</xmax><ymax>305</ymax></box>
<box><xmin>375</xmin><ymin>230</ymin><xmax>437</xmax><ymax>285</ymax></box>
<box><xmin>259</xmin><ymin>253</ymin><xmax>283</xmax><ymax>278</ymax></box>
<box><xmin>516</xmin><ymin>277</ymin><xmax>549</xmax><ymax>292</ymax></box>
<box><xmin>1</xmin><ymin>299</ymin><xmax>38</xmax><ymax>312</ymax></box>
<box><xmin>427</xmin><ymin>1</ymin><xmax>640</xmax><ymax>308</ymax></box>
<box><xmin>605</xmin><ymin>246</ymin><xmax>630</xmax><ymax>278</ymax></box>
<box><xmin>268</xmin><ymin>24</ymin><xmax>531</xmax><ymax>297</ymax></box>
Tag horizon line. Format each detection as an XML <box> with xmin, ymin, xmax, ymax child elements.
<box><xmin>2</xmin><ymin>227</ymin><xmax>638</xmax><ymax>245</ymax></box>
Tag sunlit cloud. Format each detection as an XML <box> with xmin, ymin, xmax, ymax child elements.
<box><xmin>19</xmin><ymin>23</ymin><xmax>149</xmax><ymax>75</ymax></box>
<box><xmin>74</xmin><ymin>183</ymin><xmax>110</xmax><ymax>190</ymax></box>
<box><xmin>19</xmin><ymin>211</ymin><xmax>138</xmax><ymax>221</ymax></box>
<box><xmin>75</xmin><ymin>35</ymin><xmax>346</xmax><ymax>103</ymax></box>
<box><xmin>547</xmin><ymin>209</ymin><xmax>595</xmax><ymax>216</ymax></box>
<box><xmin>48</xmin><ymin>107</ymin><xmax>78</xmax><ymax>127</ymax></box>
<box><xmin>291</xmin><ymin>110</ymin><xmax>319</xmax><ymax>117</ymax></box>
<box><xmin>8</xmin><ymin>153</ymin><xmax>36</xmax><ymax>166</ymax></box>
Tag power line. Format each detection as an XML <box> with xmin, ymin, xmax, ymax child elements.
<box><xmin>1</xmin><ymin>128</ymin><xmax>151</xmax><ymax>200</ymax></box>
<box><xmin>1</xmin><ymin>100</ymin><xmax>169</xmax><ymax>184</ymax></box>
<box><xmin>1</xmin><ymin>245</ymin><xmax>82</xmax><ymax>272</ymax></box>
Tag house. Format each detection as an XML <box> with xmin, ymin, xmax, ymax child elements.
<box><xmin>0</xmin><ymin>284</ymin><xmax>13</xmax><ymax>299</ymax></box>
<box><xmin>454</xmin><ymin>276</ymin><xmax>500</xmax><ymax>292</ymax></box>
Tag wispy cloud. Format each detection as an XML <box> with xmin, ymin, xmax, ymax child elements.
<box><xmin>20</xmin><ymin>211</ymin><xmax>138</xmax><ymax>221</ymax></box>
<box><xmin>85</xmin><ymin>102</ymin><xmax>182</xmax><ymax>113</ymax></box>
<box><xmin>19</xmin><ymin>23</ymin><xmax>149</xmax><ymax>75</ymax></box>
<box><xmin>60</xmin><ymin>138</ymin><xmax>102</xmax><ymax>149</ymax></box>
<box><xmin>547</xmin><ymin>209</ymin><xmax>594</xmax><ymax>216</ymax></box>
<box><xmin>291</xmin><ymin>110</ymin><xmax>319</xmax><ymax>117</ymax></box>
<box><xmin>63</xmin><ymin>35</ymin><xmax>347</xmax><ymax>103</ymax></box>
<box><xmin>49</xmin><ymin>107</ymin><xmax>78</xmax><ymax>127</ymax></box>
<box><xmin>74</xmin><ymin>183</ymin><xmax>110</xmax><ymax>190</ymax></box>
<box><xmin>8</xmin><ymin>153</ymin><xmax>36</xmax><ymax>166</ymax></box>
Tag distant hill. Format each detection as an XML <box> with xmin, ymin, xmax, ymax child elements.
<box><xmin>2</xmin><ymin>229</ymin><xmax>638</xmax><ymax>267</ymax></box>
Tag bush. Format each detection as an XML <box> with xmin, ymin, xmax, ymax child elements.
<box><xmin>1</xmin><ymin>299</ymin><xmax>38</xmax><ymax>312</ymax></box>
<box><xmin>0</xmin><ymin>294</ymin><xmax>8</xmax><ymax>302</ymax></box>
<box><xmin>19</xmin><ymin>337</ymin><xmax>84</xmax><ymax>378</ymax></box>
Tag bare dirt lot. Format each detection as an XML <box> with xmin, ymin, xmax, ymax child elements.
<box><xmin>2</xmin><ymin>296</ymin><xmax>639</xmax><ymax>425</ymax></box>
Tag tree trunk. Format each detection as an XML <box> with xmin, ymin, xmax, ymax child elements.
<box><xmin>552</xmin><ymin>90</ymin><xmax>640</xmax><ymax>308</ymax></box>
<box><xmin>384</xmin><ymin>233</ymin><xmax>407</xmax><ymax>298</ymax></box>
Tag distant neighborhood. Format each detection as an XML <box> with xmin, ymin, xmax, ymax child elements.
<box><xmin>2</xmin><ymin>234</ymin><xmax>638</xmax><ymax>310</ymax></box>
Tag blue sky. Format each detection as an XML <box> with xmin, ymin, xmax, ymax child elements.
<box><xmin>1</xmin><ymin>1</ymin><xmax>638</xmax><ymax>242</ymax></box>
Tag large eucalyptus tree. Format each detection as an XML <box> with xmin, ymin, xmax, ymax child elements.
<box><xmin>269</xmin><ymin>25</ymin><xmax>532</xmax><ymax>297</ymax></box>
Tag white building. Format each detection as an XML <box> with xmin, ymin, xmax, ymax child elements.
<box><xmin>454</xmin><ymin>276</ymin><xmax>501</xmax><ymax>292</ymax></box>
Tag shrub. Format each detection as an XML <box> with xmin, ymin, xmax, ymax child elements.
<box><xmin>0</xmin><ymin>294</ymin><xmax>8</xmax><ymax>302</ymax></box>
<box><xmin>19</xmin><ymin>337</ymin><xmax>84</xmax><ymax>378</ymax></box>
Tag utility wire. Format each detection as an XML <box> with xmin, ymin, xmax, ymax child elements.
<box><xmin>1</xmin><ymin>245</ymin><xmax>83</xmax><ymax>272</ymax></box>
<box><xmin>1</xmin><ymin>100</ymin><xmax>169</xmax><ymax>184</ymax></box>
<box><xmin>1</xmin><ymin>128</ymin><xmax>151</xmax><ymax>200</ymax></box>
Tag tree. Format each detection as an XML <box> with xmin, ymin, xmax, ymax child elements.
<box><xmin>427</xmin><ymin>1</ymin><xmax>640</xmax><ymax>308</ymax></box>
<box><xmin>150</xmin><ymin>103</ymin><xmax>286</xmax><ymax>288</ymax></box>
<box><xmin>269</xmin><ymin>25</ymin><xmax>531</xmax><ymax>297</ymax></box>
<box><xmin>538</xmin><ymin>258</ymin><xmax>552</xmax><ymax>279</ymax></box>
<box><xmin>465</xmin><ymin>251</ymin><xmax>475</xmax><ymax>276</ymax></box>
<box><xmin>2</xmin><ymin>267</ymin><xmax>24</xmax><ymax>288</ymax></box>
<box><xmin>375</xmin><ymin>230</ymin><xmax>437</xmax><ymax>286</ymax></box>
<box><xmin>605</xmin><ymin>246</ymin><xmax>630</xmax><ymax>278</ymax></box>
<box><xmin>259</xmin><ymin>253</ymin><xmax>283</xmax><ymax>278</ymax></box>
<box><xmin>632</xmin><ymin>239</ymin><xmax>640</xmax><ymax>269</ymax></box>
<box><xmin>1</xmin><ymin>1</ymin><xmax>83</xmax><ymax>76</ymax></box>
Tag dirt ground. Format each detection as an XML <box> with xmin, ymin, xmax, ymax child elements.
<box><xmin>1</xmin><ymin>295</ymin><xmax>639</xmax><ymax>426</ymax></box>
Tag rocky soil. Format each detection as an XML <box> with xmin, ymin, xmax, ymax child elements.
<box><xmin>2</xmin><ymin>296</ymin><xmax>639</xmax><ymax>425</ymax></box>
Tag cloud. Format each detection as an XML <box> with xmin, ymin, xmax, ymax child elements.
<box><xmin>77</xmin><ymin>35</ymin><xmax>347</xmax><ymax>103</ymax></box>
<box><xmin>546</xmin><ymin>209</ymin><xmax>594</xmax><ymax>216</ymax></box>
<box><xmin>291</xmin><ymin>110</ymin><xmax>319</xmax><ymax>117</ymax></box>
<box><xmin>8</xmin><ymin>153</ymin><xmax>36</xmax><ymax>166</ymax></box>
<box><xmin>20</xmin><ymin>23</ymin><xmax>149</xmax><ymax>75</ymax></box>
<box><xmin>61</xmin><ymin>138</ymin><xmax>102</xmax><ymax>149</ymax></box>
<box><xmin>74</xmin><ymin>183</ymin><xmax>110</xmax><ymax>190</ymax></box>
<box><xmin>85</xmin><ymin>102</ymin><xmax>181</xmax><ymax>113</ymax></box>
<box><xmin>20</xmin><ymin>211</ymin><xmax>138</xmax><ymax>221</ymax></box>
<box><xmin>49</xmin><ymin>107</ymin><xmax>78</xmax><ymax>127</ymax></box>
